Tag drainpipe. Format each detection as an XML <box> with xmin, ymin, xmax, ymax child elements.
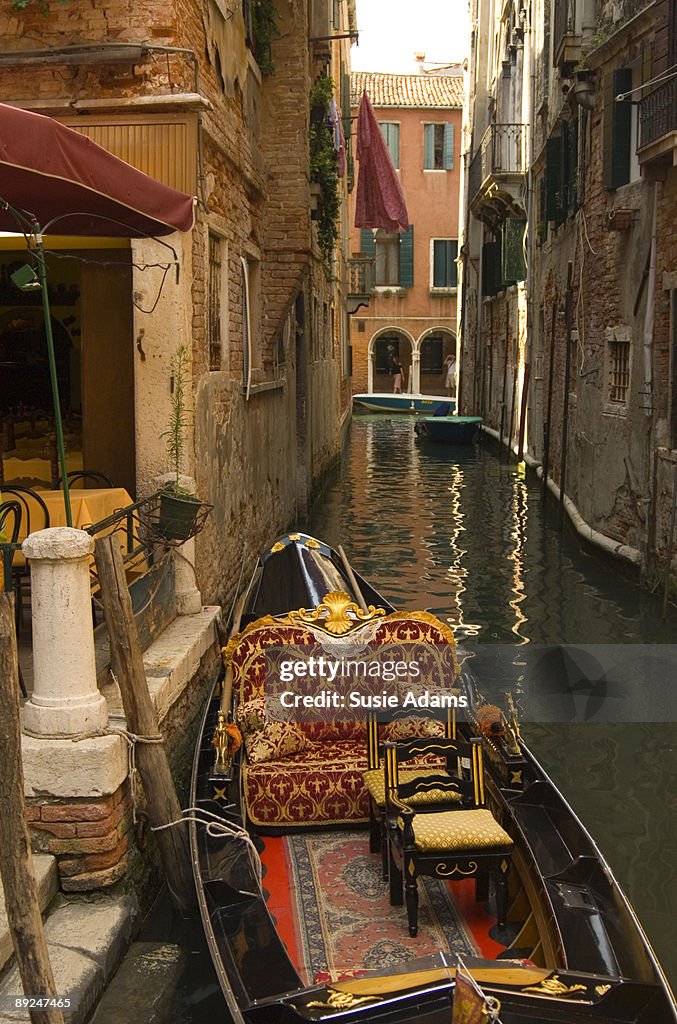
<box><xmin>642</xmin><ymin>183</ymin><xmax>657</xmax><ymax>416</ymax></box>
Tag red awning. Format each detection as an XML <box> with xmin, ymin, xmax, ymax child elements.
<box><xmin>0</xmin><ymin>103</ymin><xmax>194</xmax><ymax>237</ymax></box>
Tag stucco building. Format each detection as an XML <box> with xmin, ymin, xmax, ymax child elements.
<box><xmin>460</xmin><ymin>0</ymin><xmax>677</xmax><ymax>584</ymax></box>
<box><xmin>0</xmin><ymin>0</ymin><xmax>355</xmax><ymax>608</ymax></box>
<box><xmin>348</xmin><ymin>71</ymin><xmax>463</xmax><ymax>397</ymax></box>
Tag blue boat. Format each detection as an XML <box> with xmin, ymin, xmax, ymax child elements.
<box><xmin>353</xmin><ymin>392</ymin><xmax>457</xmax><ymax>414</ymax></box>
<box><xmin>415</xmin><ymin>412</ymin><xmax>483</xmax><ymax>443</ymax></box>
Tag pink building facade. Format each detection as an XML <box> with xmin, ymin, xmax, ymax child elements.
<box><xmin>348</xmin><ymin>72</ymin><xmax>463</xmax><ymax>397</ymax></box>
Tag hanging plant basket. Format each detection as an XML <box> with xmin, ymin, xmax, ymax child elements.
<box><xmin>140</xmin><ymin>489</ymin><xmax>212</xmax><ymax>544</ymax></box>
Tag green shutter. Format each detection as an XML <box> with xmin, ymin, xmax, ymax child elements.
<box><xmin>433</xmin><ymin>240</ymin><xmax>446</xmax><ymax>286</ymax></box>
<box><xmin>399</xmin><ymin>225</ymin><xmax>414</xmax><ymax>287</ymax></box>
<box><xmin>502</xmin><ymin>219</ymin><xmax>526</xmax><ymax>284</ymax></box>
<box><xmin>443</xmin><ymin>123</ymin><xmax>454</xmax><ymax>169</ymax></box>
<box><xmin>545</xmin><ymin>135</ymin><xmax>563</xmax><ymax>223</ymax></box>
<box><xmin>450</xmin><ymin>239</ymin><xmax>458</xmax><ymax>288</ymax></box>
<box><xmin>423</xmin><ymin>124</ymin><xmax>434</xmax><ymax>169</ymax></box>
<box><xmin>360</xmin><ymin>229</ymin><xmax>375</xmax><ymax>258</ymax></box>
<box><xmin>603</xmin><ymin>68</ymin><xmax>632</xmax><ymax>189</ymax></box>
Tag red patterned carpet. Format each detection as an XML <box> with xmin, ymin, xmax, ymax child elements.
<box><xmin>262</xmin><ymin>831</ymin><xmax>479</xmax><ymax>985</ymax></box>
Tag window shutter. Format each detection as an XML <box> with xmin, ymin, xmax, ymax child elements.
<box><xmin>603</xmin><ymin>68</ymin><xmax>632</xmax><ymax>188</ymax></box>
<box><xmin>433</xmin><ymin>241</ymin><xmax>446</xmax><ymax>287</ymax></box>
<box><xmin>449</xmin><ymin>239</ymin><xmax>459</xmax><ymax>288</ymax></box>
<box><xmin>379</xmin><ymin>123</ymin><xmax>400</xmax><ymax>169</ymax></box>
<box><xmin>545</xmin><ymin>135</ymin><xmax>562</xmax><ymax>223</ymax></box>
<box><xmin>423</xmin><ymin>124</ymin><xmax>434</xmax><ymax>169</ymax></box>
<box><xmin>399</xmin><ymin>225</ymin><xmax>414</xmax><ymax>287</ymax></box>
<box><xmin>443</xmin><ymin>123</ymin><xmax>454</xmax><ymax>169</ymax></box>
<box><xmin>360</xmin><ymin>229</ymin><xmax>376</xmax><ymax>258</ymax></box>
<box><xmin>502</xmin><ymin>219</ymin><xmax>527</xmax><ymax>284</ymax></box>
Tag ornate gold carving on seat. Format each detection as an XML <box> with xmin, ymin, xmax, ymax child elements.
<box><xmin>288</xmin><ymin>590</ymin><xmax>386</xmax><ymax>636</ymax></box>
<box><xmin>435</xmin><ymin>860</ymin><xmax>478</xmax><ymax>877</ymax></box>
<box><xmin>523</xmin><ymin>975</ymin><xmax>587</xmax><ymax>998</ymax></box>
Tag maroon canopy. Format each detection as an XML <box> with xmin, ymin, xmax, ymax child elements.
<box><xmin>0</xmin><ymin>103</ymin><xmax>194</xmax><ymax>237</ymax></box>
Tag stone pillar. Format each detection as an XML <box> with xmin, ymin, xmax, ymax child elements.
<box><xmin>411</xmin><ymin>350</ymin><xmax>421</xmax><ymax>394</ymax></box>
<box><xmin>22</xmin><ymin>528</ymin><xmax>108</xmax><ymax>738</ymax></box>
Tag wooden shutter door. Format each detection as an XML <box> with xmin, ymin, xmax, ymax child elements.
<box><xmin>399</xmin><ymin>226</ymin><xmax>414</xmax><ymax>287</ymax></box>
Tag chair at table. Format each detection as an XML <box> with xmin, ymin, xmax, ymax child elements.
<box><xmin>385</xmin><ymin>735</ymin><xmax>514</xmax><ymax>937</ymax></box>
<box><xmin>363</xmin><ymin>708</ymin><xmax>462</xmax><ymax>878</ymax></box>
<box><xmin>58</xmin><ymin>470</ymin><xmax>114</xmax><ymax>489</ymax></box>
<box><xmin>1</xmin><ymin>486</ymin><xmax>50</xmax><ymax>629</ymax></box>
<box><xmin>0</xmin><ymin>499</ymin><xmax>22</xmax><ymax>546</ymax></box>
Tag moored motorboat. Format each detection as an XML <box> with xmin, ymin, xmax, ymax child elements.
<box><xmin>353</xmin><ymin>392</ymin><xmax>457</xmax><ymax>415</ymax></box>
<box><xmin>189</xmin><ymin>533</ymin><xmax>676</xmax><ymax>1024</ymax></box>
<box><xmin>415</xmin><ymin>414</ymin><xmax>483</xmax><ymax>444</ymax></box>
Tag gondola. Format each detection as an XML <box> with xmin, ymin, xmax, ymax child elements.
<box><xmin>189</xmin><ymin>533</ymin><xmax>676</xmax><ymax>1024</ymax></box>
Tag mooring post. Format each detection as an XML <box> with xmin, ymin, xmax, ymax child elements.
<box><xmin>0</xmin><ymin>595</ymin><xmax>65</xmax><ymax>1024</ymax></box>
<box><xmin>94</xmin><ymin>535</ymin><xmax>194</xmax><ymax>915</ymax></box>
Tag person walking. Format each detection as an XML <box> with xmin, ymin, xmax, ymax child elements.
<box><xmin>445</xmin><ymin>354</ymin><xmax>457</xmax><ymax>397</ymax></box>
<box><xmin>391</xmin><ymin>355</ymin><xmax>403</xmax><ymax>394</ymax></box>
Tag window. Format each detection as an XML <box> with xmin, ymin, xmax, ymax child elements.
<box><xmin>431</xmin><ymin>239</ymin><xmax>458</xmax><ymax>289</ymax></box>
<box><xmin>208</xmin><ymin>233</ymin><xmax>223</xmax><ymax>371</ymax></box>
<box><xmin>379</xmin><ymin>123</ymin><xmax>400</xmax><ymax>169</ymax></box>
<box><xmin>375</xmin><ymin>231</ymin><xmax>400</xmax><ymax>285</ymax></box>
<box><xmin>609</xmin><ymin>337</ymin><xmax>630</xmax><ymax>403</ymax></box>
<box><xmin>420</xmin><ymin>336</ymin><xmax>444</xmax><ymax>373</ymax></box>
<box><xmin>362</xmin><ymin>226</ymin><xmax>414</xmax><ymax>289</ymax></box>
<box><xmin>423</xmin><ymin>123</ymin><xmax>454</xmax><ymax>170</ymax></box>
<box><xmin>603</xmin><ymin>67</ymin><xmax>640</xmax><ymax>189</ymax></box>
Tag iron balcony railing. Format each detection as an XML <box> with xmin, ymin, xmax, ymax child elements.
<box><xmin>639</xmin><ymin>77</ymin><xmax>677</xmax><ymax>150</ymax></box>
<box><xmin>468</xmin><ymin>123</ymin><xmax>528</xmax><ymax>205</ymax></box>
<box><xmin>348</xmin><ymin>253</ymin><xmax>375</xmax><ymax>297</ymax></box>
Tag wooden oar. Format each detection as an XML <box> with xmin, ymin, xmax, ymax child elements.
<box><xmin>331</xmin><ymin>964</ymin><xmax>552</xmax><ymax>998</ymax></box>
<box><xmin>337</xmin><ymin>543</ymin><xmax>368</xmax><ymax>613</ymax></box>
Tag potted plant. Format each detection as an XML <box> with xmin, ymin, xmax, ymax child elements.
<box><xmin>157</xmin><ymin>344</ymin><xmax>206</xmax><ymax>541</ymax></box>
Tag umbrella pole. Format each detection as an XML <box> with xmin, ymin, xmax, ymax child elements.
<box><xmin>33</xmin><ymin>229</ymin><xmax>72</xmax><ymax>527</ymax></box>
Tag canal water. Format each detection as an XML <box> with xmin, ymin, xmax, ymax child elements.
<box><xmin>306</xmin><ymin>415</ymin><xmax>676</xmax><ymax>986</ymax></box>
<box><xmin>102</xmin><ymin>414</ymin><xmax>675</xmax><ymax>1022</ymax></box>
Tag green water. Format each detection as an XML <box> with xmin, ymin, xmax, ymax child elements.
<box><xmin>305</xmin><ymin>415</ymin><xmax>677</xmax><ymax>986</ymax></box>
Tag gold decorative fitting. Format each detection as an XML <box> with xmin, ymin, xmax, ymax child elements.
<box><xmin>271</xmin><ymin>541</ymin><xmax>286</xmax><ymax>553</ymax></box>
<box><xmin>212</xmin><ymin>786</ymin><xmax>228</xmax><ymax>801</ymax></box>
<box><xmin>305</xmin><ymin>537</ymin><xmax>321</xmax><ymax>549</ymax></box>
<box><xmin>288</xmin><ymin>590</ymin><xmax>386</xmax><ymax>636</ymax></box>
<box><xmin>523</xmin><ymin>975</ymin><xmax>587</xmax><ymax>998</ymax></box>
<box><xmin>435</xmin><ymin>860</ymin><xmax>478</xmax><ymax>877</ymax></box>
<box><xmin>510</xmin><ymin>770</ymin><xmax>523</xmax><ymax>785</ymax></box>
<box><xmin>595</xmin><ymin>985</ymin><xmax>611</xmax><ymax>996</ymax></box>
<box><xmin>288</xmin><ymin>533</ymin><xmax>301</xmax><ymax>541</ymax></box>
<box><xmin>306</xmin><ymin>989</ymin><xmax>381</xmax><ymax>1010</ymax></box>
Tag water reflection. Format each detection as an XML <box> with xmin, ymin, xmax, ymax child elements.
<box><xmin>306</xmin><ymin>415</ymin><xmax>677</xmax><ymax>985</ymax></box>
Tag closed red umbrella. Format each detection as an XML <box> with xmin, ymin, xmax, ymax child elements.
<box><xmin>355</xmin><ymin>91</ymin><xmax>409</xmax><ymax>233</ymax></box>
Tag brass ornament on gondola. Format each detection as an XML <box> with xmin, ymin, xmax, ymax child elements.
<box><xmin>288</xmin><ymin>590</ymin><xmax>385</xmax><ymax>636</ymax></box>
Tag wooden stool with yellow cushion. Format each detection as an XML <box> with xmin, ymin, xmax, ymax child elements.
<box><xmin>385</xmin><ymin>736</ymin><xmax>514</xmax><ymax>937</ymax></box>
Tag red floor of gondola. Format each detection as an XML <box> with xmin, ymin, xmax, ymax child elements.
<box><xmin>260</xmin><ymin>834</ymin><xmax>507</xmax><ymax>976</ymax></box>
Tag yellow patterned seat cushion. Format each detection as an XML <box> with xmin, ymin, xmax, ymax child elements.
<box><xmin>363</xmin><ymin>768</ymin><xmax>463</xmax><ymax>808</ymax></box>
<box><xmin>401</xmin><ymin>809</ymin><xmax>513</xmax><ymax>852</ymax></box>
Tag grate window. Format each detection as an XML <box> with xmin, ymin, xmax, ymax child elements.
<box><xmin>609</xmin><ymin>339</ymin><xmax>630</xmax><ymax>403</ymax></box>
<box><xmin>208</xmin><ymin>233</ymin><xmax>222</xmax><ymax>372</ymax></box>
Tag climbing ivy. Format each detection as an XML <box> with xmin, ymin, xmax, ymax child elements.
<box><xmin>309</xmin><ymin>76</ymin><xmax>340</xmax><ymax>272</ymax></box>
<box><xmin>251</xmin><ymin>0</ymin><xmax>279</xmax><ymax>76</ymax></box>
<box><xmin>11</xmin><ymin>0</ymin><xmax>68</xmax><ymax>13</ymax></box>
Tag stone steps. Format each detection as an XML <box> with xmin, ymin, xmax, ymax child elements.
<box><xmin>0</xmin><ymin>854</ymin><xmax>58</xmax><ymax>974</ymax></box>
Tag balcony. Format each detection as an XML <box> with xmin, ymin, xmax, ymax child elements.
<box><xmin>468</xmin><ymin>123</ymin><xmax>528</xmax><ymax>227</ymax></box>
<box><xmin>638</xmin><ymin>78</ymin><xmax>677</xmax><ymax>177</ymax></box>
<box><xmin>347</xmin><ymin>253</ymin><xmax>375</xmax><ymax>314</ymax></box>
<box><xmin>553</xmin><ymin>0</ymin><xmax>582</xmax><ymax>69</ymax></box>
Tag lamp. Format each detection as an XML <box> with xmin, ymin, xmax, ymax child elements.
<box><xmin>573</xmin><ymin>68</ymin><xmax>597</xmax><ymax>110</ymax></box>
<box><xmin>10</xmin><ymin>263</ymin><xmax>40</xmax><ymax>291</ymax></box>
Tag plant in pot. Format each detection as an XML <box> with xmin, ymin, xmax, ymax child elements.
<box><xmin>157</xmin><ymin>344</ymin><xmax>206</xmax><ymax>542</ymax></box>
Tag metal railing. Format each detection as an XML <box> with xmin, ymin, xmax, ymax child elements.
<box><xmin>468</xmin><ymin>123</ymin><xmax>528</xmax><ymax>204</ymax></box>
<box><xmin>639</xmin><ymin>77</ymin><xmax>677</xmax><ymax>150</ymax></box>
<box><xmin>348</xmin><ymin>254</ymin><xmax>375</xmax><ymax>297</ymax></box>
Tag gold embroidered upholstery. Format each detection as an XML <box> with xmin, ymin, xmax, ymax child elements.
<box><xmin>363</xmin><ymin>768</ymin><xmax>463</xmax><ymax>808</ymax></box>
<box><xmin>401</xmin><ymin>809</ymin><xmax>513</xmax><ymax>853</ymax></box>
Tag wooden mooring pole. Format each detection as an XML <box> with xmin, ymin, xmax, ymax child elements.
<box><xmin>94</xmin><ymin>536</ymin><xmax>194</xmax><ymax>915</ymax></box>
<box><xmin>0</xmin><ymin>595</ymin><xmax>65</xmax><ymax>1024</ymax></box>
